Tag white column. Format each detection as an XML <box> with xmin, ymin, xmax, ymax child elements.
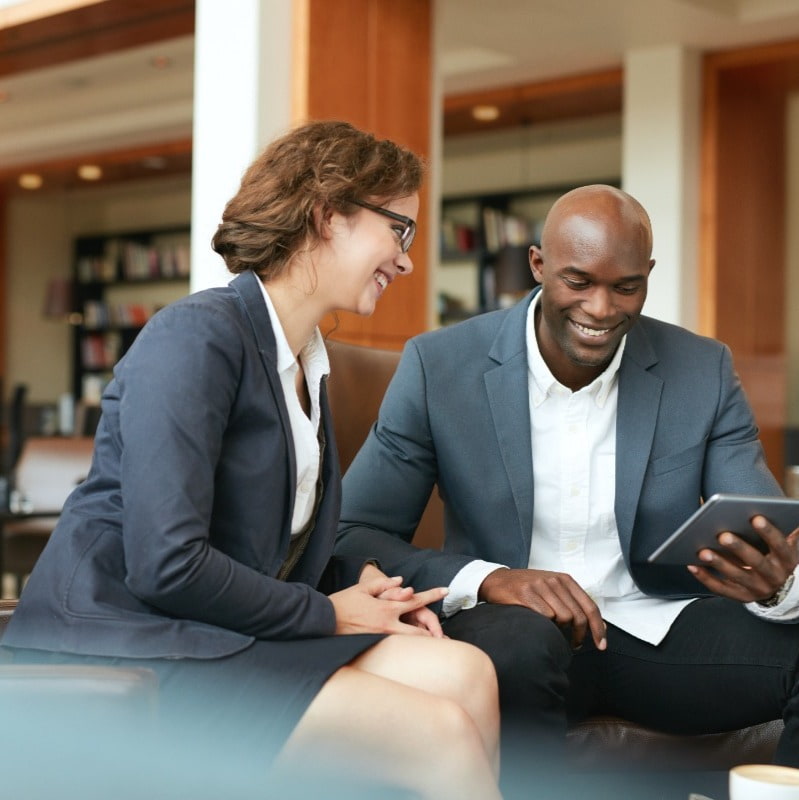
<box><xmin>622</xmin><ymin>46</ymin><xmax>701</xmax><ymax>329</ymax></box>
<box><xmin>190</xmin><ymin>0</ymin><xmax>295</xmax><ymax>291</ymax></box>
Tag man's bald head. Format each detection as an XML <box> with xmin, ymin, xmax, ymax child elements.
<box><xmin>540</xmin><ymin>184</ymin><xmax>653</xmax><ymax>266</ymax></box>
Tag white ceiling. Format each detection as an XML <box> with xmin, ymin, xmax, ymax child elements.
<box><xmin>437</xmin><ymin>0</ymin><xmax>799</xmax><ymax>92</ymax></box>
<box><xmin>4</xmin><ymin>0</ymin><xmax>799</xmax><ymax>168</ymax></box>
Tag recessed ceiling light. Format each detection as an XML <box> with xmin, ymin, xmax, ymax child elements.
<box><xmin>150</xmin><ymin>55</ymin><xmax>173</xmax><ymax>70</ymax></box>
<box><xmin>77</xmin><ymin>164</ymin><xmax>103</xmax><ymax>181</ymax></box>
<box><xmin>471</xmin><ymin>104</ymin><xmax>500</xmax><ymax>122</ymax></box>
<box><xmin>19</xmin><ymin>173</ymin><xmax>43</xmax><ymax>190</ymax></box>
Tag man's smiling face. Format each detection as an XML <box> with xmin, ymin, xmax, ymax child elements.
<box><xmin>529</xmin><ymin>187</ymin><xmax>655</xmax><ymax>391</ymax></box>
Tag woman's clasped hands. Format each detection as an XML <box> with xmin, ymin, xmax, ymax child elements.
<box><xmin>329</xmin><ymin>562</ymin><xmax>447</xmax><ymax>637</ymax></box>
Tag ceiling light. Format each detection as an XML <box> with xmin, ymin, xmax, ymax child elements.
<box><xmin>77</xmin><ymin>164</ymin><xmax>102</xmax><ymax>181</ymax></box>
<box><xmin>18</xmin><ymin>173</ymin><xmax>43</xmax><ymax>190</ymax></box>
<box><xmin>471</xmin><ymin>105</ymin><xmax>500</xmax><ymax>122</ymax></box>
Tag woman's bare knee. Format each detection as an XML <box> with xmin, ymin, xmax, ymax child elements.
<box><xmin>274</xmin><ymin>665</ymin><xmax>501</xmax><ymax>799</ymax></box>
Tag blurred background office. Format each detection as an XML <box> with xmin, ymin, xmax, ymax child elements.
<box><xmin>2</xmin><ymin>0</ymin><xmax>799</xmax><ymax>598</ymax></box>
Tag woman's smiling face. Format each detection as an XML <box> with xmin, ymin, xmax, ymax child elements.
<box><xmin>324</xmin><ymin>193</ymin><xmax>419</xmax><ymax>317</ymax></box>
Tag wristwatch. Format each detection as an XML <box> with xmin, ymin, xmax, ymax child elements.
<box><xmin>758</xmin><ymin>573</ymin><xmax>796</xmax><ymax>608</ymax></box>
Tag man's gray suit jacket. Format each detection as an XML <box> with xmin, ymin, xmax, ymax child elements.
<box><xmin>337</xmin><ymin>288</ymin><xmax>782</xmax><ymax>598</ymax></box>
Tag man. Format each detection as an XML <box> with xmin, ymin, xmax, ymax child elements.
<box><xmin>336</xmin><ymin>185</ymin><xmax>799</xmax><ymax>771</ymax></box>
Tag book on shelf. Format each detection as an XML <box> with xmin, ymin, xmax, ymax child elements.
<box><xmin>82</xmin><ymin>373</ymin><xmax>112</xmax><ymax>406</ymax></box>
<box><xmin>81</xmin><ymin>301</ymin><xmax>153</xmax><ymax>328</ymax></box>
<box><xmin>440</xmin><ymin>219</ymin><xmax>477</xmax><ymax>253</ymax></box>
<box><xmin>482</xmin><ymin>207</ymin><xmax>536</xmax><ymax>253</ymax></box>
<box><xmin>81</xmin><ymin>331</ymin><xmax>121</xmax><ymax>369</ymax></box>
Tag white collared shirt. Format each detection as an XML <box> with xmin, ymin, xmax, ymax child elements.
<box><xmin>446</xmin><ymin>292</ymin><xmax>694</xmax><ymax>644</ymax></box>
<box><xmin>258</xmin><ymin>280</ymin><xmax>329</xmax><ymax>536</ymax></box>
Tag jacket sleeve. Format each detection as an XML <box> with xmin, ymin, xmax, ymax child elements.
<box><xmin>336</xmin><ymin>340</ymin><xmax>476</xmax><ymax>592</ymax></box>
<box><xmin>701</xmin><ymin>344</ymin><xmax>783</xmax><ymax>498</ymax></box>
<box><xmin>115</xmin><ymin>300</ymin><xmax>336</xmax><ymax>640</ymax></box>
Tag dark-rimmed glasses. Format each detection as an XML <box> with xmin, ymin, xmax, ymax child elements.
<box><xmin>352</xmin><ymin>199</ymin><xmax>417</xmax><ymax>254</ymax></box>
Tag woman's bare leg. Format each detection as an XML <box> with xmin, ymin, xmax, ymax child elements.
<box><xmin>349</xmin><ymin>635</ymin><xmax>500</xmax><ymax>775</ymax></box>
<box><xmin>273</xmin><ymin>641</ymin><xmax>502</xmax><ymax>800</ymax></box>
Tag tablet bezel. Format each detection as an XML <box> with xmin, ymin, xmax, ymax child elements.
<box><xmin>646</xmin><ymin>493</ymin><xmax>799</xmax><ymax>566</ymax></box>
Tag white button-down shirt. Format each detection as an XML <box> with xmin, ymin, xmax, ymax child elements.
<box><xmin>259</xmin><ymin>281</ymin><xmax>329</xmax><ymax>536</ymax></box>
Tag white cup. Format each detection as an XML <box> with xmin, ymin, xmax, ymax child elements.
<box><xmin>730</xmin><ymin>764</ymin><xmax>799</xmax><ymax>800</ymax></box>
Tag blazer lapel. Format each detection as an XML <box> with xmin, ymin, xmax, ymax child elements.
<box><xmin>485</xmin><ymin>293</ymin><xmax>536</xmax><ymax>556</ymax></box>
<box><xmin>230</xmin><ymin>271</ymin><xmax>297</xmax><ymax>529</ymax></box>
<box><xmin>615</xmin><ymin>320</ymin><xmax>663</xmax><ymax>554</ymax></box>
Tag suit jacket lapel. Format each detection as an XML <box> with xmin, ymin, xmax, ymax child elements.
<box><xmin>615</xmin><ymin>320</ymin><xmax>663</xmax><ymax>554</ymax></box>
<box><xmin>230</xmin><ymin>271</ymin><xmax>298</xmax><ymax>527</ymax></box>
<box><xmin>485</xmin><ymin>293</ymin><xmax>536</xmax><ymax>556</ymax></box>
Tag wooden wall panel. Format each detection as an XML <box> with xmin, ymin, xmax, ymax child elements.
<box><xmin>0</xmin><ymin>0</ymin><xmax>194</xmax><ymax>77</ymax></box>
<box><xmin>713</xmin><ymin>69</ymin><xmax>785</xmax><ymax>356</ymax></box>
<box><xmin>302</xmin><ymin>0</ymin><xmax>432</xmax><ymax>349</ymax></box>
<box><xmin>701</xmin><ymin>41</ymin><xmax>799</xmax><ymax>480</ymax></box>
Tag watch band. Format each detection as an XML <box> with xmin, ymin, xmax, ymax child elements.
<box><xmin>758</xmin><ymin>573</ymin><xmax>796</xmax><ymax>608</ymax></box>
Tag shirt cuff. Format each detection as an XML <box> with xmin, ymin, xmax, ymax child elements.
<box><xmin>442</xmin><ymin>561</ymin><xmax>507</xmax><ymax>618</ymax></box>
<box><xmin>745</xmin><ymin>565</ymin><xmax>799</xmax><ymax>623</ymax></box>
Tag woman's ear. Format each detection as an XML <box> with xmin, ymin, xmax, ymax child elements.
<box><xmin>314</xmin><ymin>204</ymin><xmax>336</xmax><ymax>241</ymax></box>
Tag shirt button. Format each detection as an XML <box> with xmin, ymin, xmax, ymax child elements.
<box><xmin>570</xmin><ymin>486</ymin><xmax>580</xmax><ymax>497</ymax></box>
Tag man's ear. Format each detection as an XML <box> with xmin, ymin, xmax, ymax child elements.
<box><xmin>530</xmin><ymin>245</ymin><xmax>545</xmax><ymax>283</ymax></box>
<box><xmin>648</xmin><ymin>258</ymin><xmax>656</xmax><ymax>273</ymax></box>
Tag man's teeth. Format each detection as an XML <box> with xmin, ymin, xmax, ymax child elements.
<box><xmin>375</xmin><ymin>272</ymin><xmax>388</xmax><ymax>290</ymax></box>
<box><xmin>574</xmin><ymin>321</ymin><xmax>609</xmax><ymax>337</ymax></box>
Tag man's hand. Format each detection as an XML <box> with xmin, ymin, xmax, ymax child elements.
<box><xmin>329</xmin><ymin>568</ymin><xmax>448</xmax><ymax>636</ymax></box>
<box><xmin>687</xmin><ymin>516</ymin><xmax>799</xmax><ymax>603</ymax></box>
<box><xmin>478</xmin><ymin>568</ymin><xmax>607</xmax><ymax>650</ymax></box>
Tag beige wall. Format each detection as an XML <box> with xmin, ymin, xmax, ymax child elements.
<box><xmin>5</xmin><ymin>175</ymin><xmax>191</xmax><ymax>403</ymax></box>
<box><xmin>441</xmin><ymin>115</ymin><xmax>622</xmax><ymax>196</ymax></box>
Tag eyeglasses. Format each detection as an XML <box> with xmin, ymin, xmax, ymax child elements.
<box><xmin>352</xmin><ymin>199</ymin><xmax>417</xmax><ymax>254</ymax></box>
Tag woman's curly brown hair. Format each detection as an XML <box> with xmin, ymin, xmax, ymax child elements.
<box><xmin>212</xmin><ymin>120</ymin><xmax>424</xmax><ymax>278</ymax></box>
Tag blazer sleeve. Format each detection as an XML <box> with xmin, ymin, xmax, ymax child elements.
<box><xmin>336</xmin><ymin>341</ymin><xmax>476</xmax><ymax>592</ymax></box>
<box><xmin>702</xmin><ymin>343</ymin><xmax>782</xmax><ymax>498</ymax></box>
<box><xmin>115</xmin><ymin>300</ymin><xmax>336</xmax><ymax>640</ymax></box>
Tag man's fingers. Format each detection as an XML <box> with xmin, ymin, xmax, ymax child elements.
<box><xmin>688</xmin><ymin>563</ymin><xmax>752</xmax><ymax>601</ymax></box>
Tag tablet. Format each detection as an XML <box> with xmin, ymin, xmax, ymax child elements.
<box><xmin>646</xmin><ymin>493</ymin><xmax>799</xmax><ymax>565</ymax></box>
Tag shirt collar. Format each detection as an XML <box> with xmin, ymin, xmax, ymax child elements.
<box><xmin>258</xmin><ymin>278</ymin><xmax>330</xmax><ymax>379</ymax></box>
<box><xmin>526</xmin><ymin>291</ymin><xmax>625</xmax><ymax>409</ymax></box>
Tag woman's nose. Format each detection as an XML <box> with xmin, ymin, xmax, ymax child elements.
<box><xmin>396</xmin><ymin>252</ymin><xmax>414</xmax><ymax>275</ymax></box>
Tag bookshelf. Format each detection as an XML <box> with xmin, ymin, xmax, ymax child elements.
<box><xmin>72</xmin><ymin>227</ymin><xmax>191</xmax><ymax>403</ymax></box>
<box><xmin>437</xmin><ymin>180</ymin><xmax>620</xmax><ymax>324</ymax></box>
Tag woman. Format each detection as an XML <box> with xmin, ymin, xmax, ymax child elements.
<box><xmin>4</xmin><ymin>121</ymin><xmax>501</xmax><ymax>799</ymax></box>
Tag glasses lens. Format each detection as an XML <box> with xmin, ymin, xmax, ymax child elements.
<box><xmin>401</xmin><ymin>221</ymin><xmax>416</xmax><ymax>253</ymax></box>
